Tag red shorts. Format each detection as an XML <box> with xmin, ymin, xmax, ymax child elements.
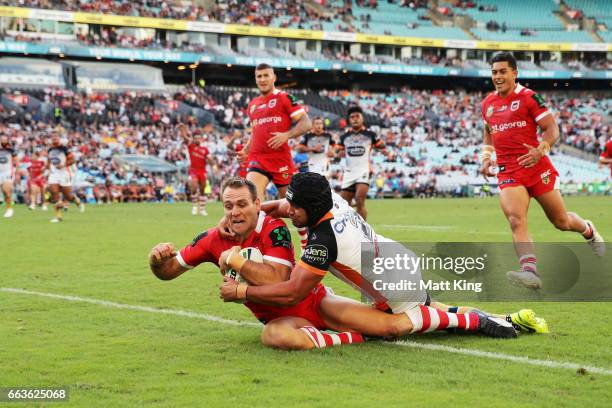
<box><xmin>29</xmin><ymin>177</ymin><xmax>45</xmax><ymax>189</ymax></box>
<box><xmin>245</xmin><ymin>284</ymin><xmax>328</xmax><ymax>330</ymax></box>
<box><xmin>497</xmin><ymin>159</ymin><xmax>559</xmax><ymax>197</ymax></box>
<box><xmin>188</xmin><ymin>168</ymin><xmax>207</xmax><ymax>184</ymax></box>
<box><xmin>247</xmin><ymin>155</ymin><xmax>295</xmax><ymax>187</ymax></box>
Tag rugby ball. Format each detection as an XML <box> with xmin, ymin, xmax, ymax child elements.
<box><xmin>224</xmin><ymin>247</ymin><xmax>264</xmax><ymax>284</ymax></box>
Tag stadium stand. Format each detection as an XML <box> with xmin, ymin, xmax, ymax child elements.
<box><xmin>1</xmin><ymin>79</ymin><xmax>608</xmax><ymax>203</ymax></box>
<box><xmin>1</xmin><ymin>0</ymin><xmax>607</xmax><ymax>43</ymax></box>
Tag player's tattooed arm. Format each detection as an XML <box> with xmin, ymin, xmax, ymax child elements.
<box><xmin>149</xmin><ymin>242</ymin><xmax>188</xmax><ymax>280</ymax></box>
<box><xmin>240</xmin><ymin>260</ymin><xmax>291</xmax><ymax>285</ymax></box>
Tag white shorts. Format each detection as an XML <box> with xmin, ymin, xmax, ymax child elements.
<box><xmin>48</xmin><ymin>168</ymin><xmax>73</xmax><ymax>187</ymax></box>
<box><xmin>341</xmin><ymin>168</ymin><xmax>370</xmax><ymax>191</ymax></box>
<box><xmin>308</xmin><ymin>162</ymin><xmax>331</xmax><ymax>178</ymax></box>
<box><xmin>0</xmin><ymin>172</ymin><xmax>13</xmax><ymax>185</ymax></box>
<box><xmin>364</xmin><ymin>237</ymin><xmax>429</xmax><ymax>314</ymax></box>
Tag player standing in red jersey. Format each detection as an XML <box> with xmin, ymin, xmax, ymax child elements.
<box><xmin>239</xmin><ymin>63</ymin><xmax>312</xmax><ymax>201</ymax></box>
<box><xmin>148</xmin><ymin>178</ymin><xmax>365</xmax><ymax>350</ymax></box>
<box><xmin>480</xmin><ymin>52</ymin><xmax>605</xmax><ymax>289</ymax></box>
<box><xmin>180</xmin><ymin>125</ymin><xmax>212</xmax><ymax>216</ymax></box>
<box><xmin>27</xmin><ymin>150</ymin><xmax>47</xmax><ymax>211</ymax></box>
<box><xmin>599</xmin><ymin>137</ymin><xmax>612</xmax><ymax>179</ymax></box>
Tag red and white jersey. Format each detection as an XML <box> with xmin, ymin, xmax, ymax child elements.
<box><xmin>247</xmin><ymin>89</ymin><xmax>305</xmax><ymax>158</ymax></box>
<box><xmin>0</xmin><ymin>146</ymin><xmax>15</xmax><ymax>175</ymax></box>
<box><xmin>28</xmin><ymin>159</ymin><xmax>46</xmax><ymax>180</ymax></box>
<box><xmin>176</xmin><ymin>212</ymin><xmax>295</xmax><ymax>316</ymax></box>
<box><xmin>481</xmin><ymin>83</ymin><xmax>552</xmax><ymax>173</ymax></box>
<box><xmin>177</xmin><ymin>211</ymin><xmax>294</xmax><ymax>271</ymax></box>
<box><xmin>187</xmin><ymin>143</ymin><xmax>209</xmax><ymax>170</ymax></box>
<box><xmin>600</xmin><ymin>139</ymin><xmax>612</xmax><ymax>177</ymax></box>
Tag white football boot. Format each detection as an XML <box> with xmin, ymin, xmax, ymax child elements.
<box><xmin>506</xmin><ymin>270</ymin><xmax>542</xmax><ymax>290</ymax></box>
<box><xmin>584</xmin><ymin>220</ymin><xmax>605</xmax><ymax>257</ymax></box>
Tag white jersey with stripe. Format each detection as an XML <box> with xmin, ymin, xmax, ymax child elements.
<box><xmin>338</xmin><ymin>128</ymin><xmax>382</xmax><ymax>174</ymax></box>
<box><xmin>0</xmin><ymin>147</ymin><xmax>14</xmax><ymax>175</ymax></box>
<box><xmin>299</xmin><ymin>132</ymin><xmax>334</xmax><ymax>173</ymax></box>
<box><xmin>299</xmin><ymin>192</ymin><xmax>427</xmax><ymax>312</ymax></box>
<box><xmin>48</xmin><ymin>146</ymin><xmax>69</xmax><ymax>173</ymax></box>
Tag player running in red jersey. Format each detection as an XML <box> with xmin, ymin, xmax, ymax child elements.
<box><xmin>149</xmin><ymin>178</ymin><xmax>365</xmax><ymax>350</ymax></box>
<box><xmin>240</xmin><ymin>63</ymin><xmax>312</xmax><ymax>201</ymax></box>
<box><xmin>0</xmin><ymin>135</ymin><xmax>17</xmax><ymax>218</ymax></box>
<box><xmin>180</xmin><ymin>125</ymin><xmax>212</xmax><ymax>216</ymax></box>
<box><xmin>480</xmin><ymin>52</ymin><xmax>605</xmax><ymax>289</ymax></box>
<box><xmin>27</xmin><ymin>150</ymin><xmax>47</xmax><ymax>211</ymax></box>
<box><xmin>599</xmin><ymin>137</ymin><xmax>612</xmax><ymax>179</ymax></box>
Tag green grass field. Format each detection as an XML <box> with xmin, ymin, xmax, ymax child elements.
<box><xmin>1</xmin><ymin>197</ymin><xmax>611</xmax><ymax>407</ymax></box>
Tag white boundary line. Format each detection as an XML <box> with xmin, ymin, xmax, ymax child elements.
<box><xmin>0</xmin><ymin>287</ymin><xmax>260</xmax><ymax>328</ymax></box>
<box><xmin>3</xmin><ymin>287</ymin><xmax>611</xmax><ymax>376</ymax></box>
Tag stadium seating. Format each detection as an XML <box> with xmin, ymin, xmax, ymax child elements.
<box><xmin>450</xmin><ymin>0</ymin><xmax>564</xmax><ymax>30</ymax></box>
<box><xmin>1</xmin><ymin>79</ymin><xmax>608</xmax><ymax>203</ymax></box>
<box><xmin>471</xmin><ymin>28</ymin><xmax>596</xmax><ymax>43</ymax></box>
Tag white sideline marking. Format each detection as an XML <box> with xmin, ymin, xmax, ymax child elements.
<box><xmin>0</xmin><ymin>287</ymin><xmax>260</xmax><ymax>328</ymax></box>
<box><xmin>377</xmin><ymin>224</ymin><xmax>455</xmax><ymax>230</ymax></box>
<box><xmin>3</xmin><ymin>287</ymin><xmax>611</xmax><ymax>376</ymax></box>
<box><xmin>392</xmin><ymin>340</ymin><xmax>612</xmax><ymax>376</ymax></box>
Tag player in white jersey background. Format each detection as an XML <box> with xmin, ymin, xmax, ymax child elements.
<box><xmin>47</xmin><ymin>134</ymin><xmax>84</xmax><ymax>223</ymax></box>
<box><xmin>0</xmin><ymin>135</ymin><xmax>17</xmax><ymax>218</ymax></box>
<box><xmin>296</xmin><ymin>117</ymin><xmax>335</xmax><ymax>178</ymax></box>
<box><xmin>336</xmin><ymin>106</ymin><xmax>387</xmax><ymax>220</ymax></box>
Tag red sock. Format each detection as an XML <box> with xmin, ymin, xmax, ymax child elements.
<box><xmin>300</xmin><ymin>326</ymin><xmax>365</xmax><ymax>348</ymax></box>
<box><xmin>519</xmin><ymin>254</ymin><xmax>538</xmax><ymax>275</ymax></box>
<box><xmin>297</xmin><ymin>227</ymin><xmax>308</xmax><ymax>251</ymax></box>
<box><xmin>406</xmin><ymin>305</ymin><xmax>479</xmax><ymax>334</ymax></box>
<box><xmin>582</xmin><ymin>221</ymin><xmax>593</xmax><ymax>239</ymax></box>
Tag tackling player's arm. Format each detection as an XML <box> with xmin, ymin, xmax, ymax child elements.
<box><xmin>220</xmin><ymin>226</ymin><xmax>337</xmax><ymax>306</ymax></box>
<box><xmin>260</xmin><ymin>199</ymin><xmax>290</xmax><ymax>219</ymax></box>
<box><xmin>219</xmin><ymin>246</ymin><xmax>291</xmax><ymax>285</ymax></box>
<box><xmin>148</xmin><ymin>242</ymin><xmax>188</xmax><ymax>280</ymax></box>
<box><xmin>221</xmin><ymin>263</ymin><xmax>323</xmax><ymax>306</ymax></box>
